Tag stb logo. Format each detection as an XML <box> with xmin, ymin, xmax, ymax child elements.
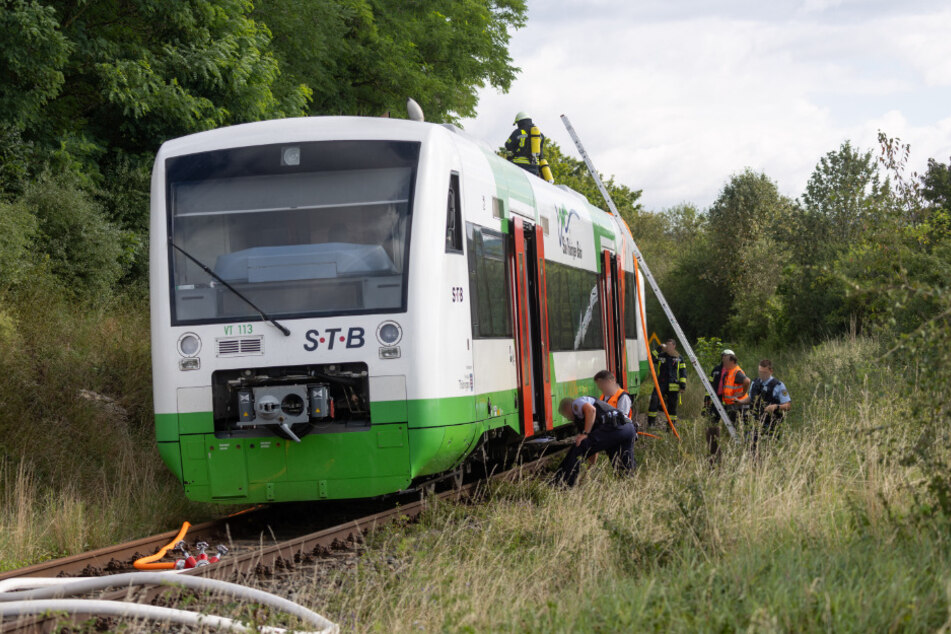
<box><xmin>556</xmin><ymin>205</ymin><xmax>583</xmax><ymax>259</ymax></box>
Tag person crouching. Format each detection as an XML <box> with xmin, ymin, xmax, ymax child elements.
<box><xmin>553</xmin><ymin>396</ymin><xmax>636</xmax><ymax>487</ymax></box>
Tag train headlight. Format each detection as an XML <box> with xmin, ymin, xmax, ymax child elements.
<box><xmin>178</xmin><ymin>333</ymin><xmax>201</xmax><ymax>357</ymax></box>
<box><xmin>281</xmin><ymin>146</ymin><xmax>300</xmax><ymax>166</ymax></box>
<box><xmin>376</xmin><ymin>321</ymin><xmax>402</xmax><ymax>345</ymax></box>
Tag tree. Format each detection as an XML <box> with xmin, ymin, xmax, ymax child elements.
<box><xmin>707</xmin><ymin>169</ymin><xmax>794</xmax><ymax>262</ymax></box>
<box><xmin>921</xmin><ymin>157</ymin><xmax>951</xmax><ymax>211</ymax></box>
<box><xmin>705</xmin><ymin>169</ymin><xmax>796</xmax><ymax>340</ymax></box>
<box><xmin>920</xmin><ymin>157</ymin><xmax>951</xmax><ymax>243</ymax></box>
<box><xmin>799</xmin><ymin>140</ymin><xmax>889</xmax><ymax>254</ymax></box>
<box><xmin>780</xmin><ymin>141</ymin><xmax>889</xmax><ymax>340</ymax></box>
<box><xmin>254</xmin><ymin>0</ymin><xmax>528</xmax><ymax>123</ymax></box>
<box><xmin>0</xmin><ymin>1</ymin><xmax>70</xmax><ymax>133</ymax></box>
<box><xmin>46</xmin><ymin>0</ymin><xmax>307</xmax><ymax>165</ymax></box>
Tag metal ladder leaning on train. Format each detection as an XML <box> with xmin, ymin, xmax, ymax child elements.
<box><xmin>148</xmin><ymin>100</ymin><xmax>787</xmax><ymax>505</ymax></box>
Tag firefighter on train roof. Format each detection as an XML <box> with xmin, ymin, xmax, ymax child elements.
<box><xmin>504</xmin><ymin>112</ymin><xmax>553</xmax><ymax>183</ymax></box>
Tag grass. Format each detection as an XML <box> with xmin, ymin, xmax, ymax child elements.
<box><xmin>273</xmin><ymin>335</ymin><xmax>951</xmax><ymax>632</ymax></box>
<box><xmin>0</xmin><ymin>284</ymin><xmax>219</xmax><ymax>571</ymax></box>
<box><xmin>2</xmin><ymin>285</ymin><xmax>948</xmax><ymax>631</ymax></box>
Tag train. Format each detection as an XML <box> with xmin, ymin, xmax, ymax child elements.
<box><xmin>149</xmin><ymin>115</ymin><xmax>649</xmax><ymax>503</ymax></box>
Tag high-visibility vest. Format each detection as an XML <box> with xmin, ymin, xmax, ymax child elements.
<box><xmin>720</xmin><ymin>365</ymin><xmax>746</xmax><ymax>405</ymax></box>
<box><xmin>600</xmin><ymin>388</ymin><xmax>632</xmax><ymax>410</ymax></box>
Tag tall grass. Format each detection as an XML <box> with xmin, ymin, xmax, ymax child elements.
<box><xmin>288</xmin><ymin>336</ymin><xmax>948</xmax><ymax>632</ymax></box>
<box><xmin>0</xmin><ymin>285</ymin><xmax>217</xmax><ymax>571</ymax></box>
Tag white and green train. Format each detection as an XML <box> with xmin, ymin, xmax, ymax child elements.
<box><xmin>149</xmin><ymin>116</ymin><xmax>649</xmax><ymax>503</ymax></box>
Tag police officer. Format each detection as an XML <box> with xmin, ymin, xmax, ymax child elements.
<box><xmin>736</xmin><ymin>359</ymin><xmax>791</xmax><ymax>451</ymax></box>
<box><xmin>553</xmin><ymin>396</ymin><xmax>635</xmax><ymax>487</ymax></box>
<box><xmin>704</xmin><ymin>349</ymin><xmax>751</xmax><ymax>459</ymax></box>
<box><xmin>504</xmin><ymin>112</ymin><xmax>546</xmax><ymax>177</ymax></box>
<box><xmin>646</xmin><ymin>338</ymin><xmax>687</xmax><ymax>429</ymax></box>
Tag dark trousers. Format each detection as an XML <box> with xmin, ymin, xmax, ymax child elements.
<box><xmin>705</xmin><ymin>405</ymin><xmax>740</xmax><ymax>460</ymax></box>
<box><xmin>746</xmin><ymin>412</ymin><xmax>782</xmax><ymax>453</ymax></box>
<box><xmin>647</xmin><ymin>389</ymin><xmax>679</xmax><ymax>427</ymax></box>
<box><xmin>555</xmin><ymin>421</ymin><xmax>636</xmax><ymax>487</ymax></box>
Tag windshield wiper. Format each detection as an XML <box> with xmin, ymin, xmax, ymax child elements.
<box><xmin>169</xmin><ymin>238</ymin><xmax>291</xmax><ymax>337</ymax></box>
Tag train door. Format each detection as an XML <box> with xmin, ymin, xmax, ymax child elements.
<box><xmin>600</xmin><ymin>250</ymin><xmax>629</xmax><ymax>389</ymax></box>
<box><xmin>509</xmin><ymin>216</ymin><xmax>553</xmax><ymax>437</ymax></box>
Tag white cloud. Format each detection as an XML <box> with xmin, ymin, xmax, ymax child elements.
<box><xmin>460</xmin><ymin>1</ymin><xmax>951</xmax><ymax>210</ymax></box>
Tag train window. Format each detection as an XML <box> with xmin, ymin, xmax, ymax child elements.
<box><xmin>545</xmin><ymin>260</ymin><xmax>604</xmax><ymax>351</ymax></box>
<box><xmin>539</xmin><ymin>214</ymin><xmax>550</xmax><ymax>236</ymax></box>
<box><xmin>166</xmin><ymin>140</ymin><xmax>419</xmax><ymax>324</ymax></box>
<box><xmin>466</xmin><ymin>223</ymin><xmax>512</xmax><ymax>338</ymax></box>
<box><xmin>445</xmin><ymin>173</ymin><xmax>463</xmax><ymax>253</ymax></box>
<box><xmin>624</xmin><ymin>270</ymin><xmax>638</xmax><ymax>339</ymax></box>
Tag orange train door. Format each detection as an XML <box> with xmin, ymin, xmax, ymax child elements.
<box><xmin>532</xmin><ymin>223</ymin><xmax>554</xmax><ymax>430</ymax></box>
<box><xmin>600</xmin><ymin>250</ymin><xmax>628</xmax><ymax>389</ymax></box>
<box><xmin>614</xmin><ymin>255</ymin><xmax>629</xmax><ymax>388</ymax></box>
<box><xmin>509</xmin><ymin>216</ymin><xmax>553</xmax><ymax>437</ymax></box>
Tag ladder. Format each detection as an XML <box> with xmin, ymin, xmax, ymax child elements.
<box><xmin>560</xmin><ymin>114</ymin><xmax>739</xmax><ymax>440</ymax></box>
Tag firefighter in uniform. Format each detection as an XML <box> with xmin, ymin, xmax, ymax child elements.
<box><xmin>504</xmin><ymin>112</ymin><xmax>553</xmax><ymax>182</ymax></box>
<box><xmin>736</xmin><ymin>359</ymin><xmax>791</xmax><ymax>452</ymax></box>
<box><xmin>704</xmin><ymin>349</ymin><xmax>751</xmax><ymax>459</ymax></box>
<box><xmin>646</xmin><ymin>338</ymin><xmax>687</xmax><ymax>429</ymax></box>
<box><xmin>554</xmin><ymin>396</ymin><xmax>635</xmax><ymax>487</ymax></box>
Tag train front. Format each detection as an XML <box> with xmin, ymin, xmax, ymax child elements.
<box><xmin>150</xmin><ymin>118</ymin><xmax>429</xmax><ymax>503</ymax></box>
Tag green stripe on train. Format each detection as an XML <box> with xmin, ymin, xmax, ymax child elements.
<box><xmin>154</xmin><ymin>364</ymin><xmax>649</xmax><ymax>503</ymax></box>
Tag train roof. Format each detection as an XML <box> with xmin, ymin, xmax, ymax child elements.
<box><xmin>154</xmin><ymin>115</ymin><xmax>627</xmax><ymax>244</ymax></box>
<box><xmin>155</xmin><ymin>116</ymin><xmax>446</xmax><ymax>160</ymax></box>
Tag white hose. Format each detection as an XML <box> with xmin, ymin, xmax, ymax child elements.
<box><xmin>0</xmin><ymin>572</ymin><xmax>337</xmax><ymax>633</ymax></box>
<box><xmin>0</xmin><ymin>570</ymin><xmax>185</xmax><ymax>593</ymax></box>
<box><xmin>0</xmin><ymin>599</ymin><xmax>312</xmax><ymax>633</ymax></box>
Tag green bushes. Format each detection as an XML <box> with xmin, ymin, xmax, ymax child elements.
<box><xmin>19</xmin><ymin>175</ymin><xmax>130</xmax><ymax>296</ymax></box>
<box><xmin>0</xmin><ymin>198</ymin><xmax>37</xmax><ymax>288</ymax></box>
<box><xmin>0</xmin><ymin>173</ymin><xmax>133</xmax><ymax>298</ymax></box>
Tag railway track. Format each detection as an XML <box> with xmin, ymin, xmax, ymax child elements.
<box><xmin>0</xmin><ymin>451</ymin><xmax>562</xmax><ymax>632</ymax></box>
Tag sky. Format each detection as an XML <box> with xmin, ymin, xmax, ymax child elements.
<box><xmin>459</xmin><ymin>0</ymin><xmax>951</xmax><ymax>211</ymax></box>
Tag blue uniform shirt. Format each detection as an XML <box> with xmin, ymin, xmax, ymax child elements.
<box><xmin>750</xmin><ymin>377</ymin><xmax>791</xmax><ymax>405</ymax></box>
<box><xmin>571</xmin><ymin>396</ymin><xmax>598</xmax><ymax>419</ymax></box>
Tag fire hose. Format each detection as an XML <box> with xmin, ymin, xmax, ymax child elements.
<box><xmin>0</xmin><ymin>572</ymin><xmax>338</xmax><ymax>633</ymax></box>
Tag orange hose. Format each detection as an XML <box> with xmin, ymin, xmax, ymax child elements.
<box><xmin>634</xmin><ymin>264</ymin><xmax>680</xmax><ymax>440</ymax></box>
<box><xmin>134</xmin><ymin>521</ymin><xmax>191</xmax><ymax>570</ymax></box>
<box><xmin>637</xmin><ymin>431</ymin><xmax>661</xmax><ymax>439</ymax></box>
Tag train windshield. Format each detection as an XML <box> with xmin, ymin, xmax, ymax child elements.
<box><xmin>166</xmin><ymin>140</ymin><xmax>420</xmax><ymax>325</ymax></box>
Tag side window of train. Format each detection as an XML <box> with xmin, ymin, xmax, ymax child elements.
<box><xmin>545</xmin><ymin>260</ymin><xmax>605</xmax><ymax>351</ymax></box>
<box><xmin>445</xmin><ymin>172</ymin><xmax>463</xmax><ymax>253</ymax></box>
<box><xmin>466</xmin><ymin>223</ymin><xmax>512</xmax><ymax>338</ymax></box>
<box><xmin>624</xmin><ymin>270</ymin><xmax>637</xmax><ymax>339</ymax></box>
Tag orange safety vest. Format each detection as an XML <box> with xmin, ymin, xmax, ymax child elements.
<box><xmin>601</xmin><ymin>388</ymin><xmax>625</xmax><ymax>409</ymax></box>
<box><xmin>720</xmin><ymin>365</ymin><xmax>746</xmax><ymax>405</ymax></box>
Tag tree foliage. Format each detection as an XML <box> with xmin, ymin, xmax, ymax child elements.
<box><xmin>0</xmin><ymin>0</ymin><xmax>527</xmax><ymax>297</ymax></box>
<box><xmin>255</xmin><ymin>0</ymin><xmax>526</xmax><ymax>123</ymax></box>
